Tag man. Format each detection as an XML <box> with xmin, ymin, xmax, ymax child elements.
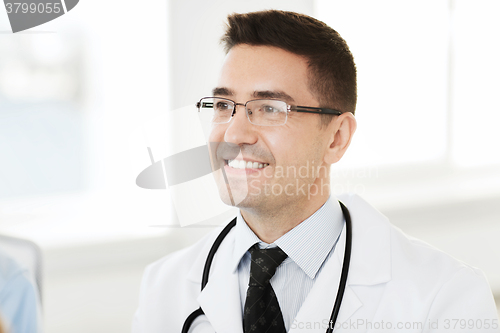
<box><xmin>133</xmin><ymin>10</ymin><xmax>499</xmax><ymax>333</ymax></box>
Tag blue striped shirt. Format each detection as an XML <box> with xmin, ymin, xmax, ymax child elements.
<box><xmin>231</xmin><ymin>196</ymin><xmax>344</xmax><ymax>331</ymax></box>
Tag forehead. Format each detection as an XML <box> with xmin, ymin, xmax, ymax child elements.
<box><xmin>216</xmin><ymin>44</ymin><xmax>316</xmax><ymax>104</ymax></box>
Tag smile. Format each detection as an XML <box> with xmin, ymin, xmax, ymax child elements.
<box><xmin>226</xmin><ymin>159</ymin><xmax>269</xmax><ymax>169</ymax></box>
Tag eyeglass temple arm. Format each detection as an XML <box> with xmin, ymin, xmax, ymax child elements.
<box><xmin>291</xmin><ymin>106</ymin><xmax>343</xmax><ymax>115</ymax></box>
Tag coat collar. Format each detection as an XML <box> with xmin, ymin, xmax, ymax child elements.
<box><xmin>230</xmin><ymin>195</ymin><xmax>344</xmax><ymax>279</ymax></box>
<box><xmin>337</xmin><ymin>193</ymin><xmax>392</xmax><ymax>286</ymax></box>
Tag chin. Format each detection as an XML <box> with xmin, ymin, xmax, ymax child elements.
<box><xmin>212</xmin><ymin>169</ymin><xmax>253</xmax><ymax>206</ymax></box>
<box><xmin>215</xmin><ymin>181</ymin><xmax>250</xmax><ymax>207</ymax></box>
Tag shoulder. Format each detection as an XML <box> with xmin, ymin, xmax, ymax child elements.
<box><xmin>0</xmin><ymin>250</ymin><xmax>24</xmax><ymax>287</ymax></box>
<box><xmin>0</xmin><ymin>250</ymin><xmax>34</xmax><ymax>297</ymax></box>
<box><xmin>133</xmin><ymin>218</ymin><xmax>237</xmax><ymax>332</ymax></box>
<box><xmin>339</xmin><ymin>193</ymin><xmax>497</xmax><ymax>316</ymax></box>
<box><xmin>141</xmin><ymin>218</ymin><xmax>236</xmax><ymax>288</ymax></box>
<box><xmin>0</xmin><ymin>250</ymin><xmax>40</xmax><ymax>333</ymax></box>
<box><xmin>387</xmin><ymin>222</ymin><xmax>499</xmax><ymax>319</ymax></box>
<box><xmin>390</xmin><ymin>222</ymin><xmax>486</xmax><ymax>285</ymax></box>
<box><xmin>339</xmin><ymin>192</ymin><xmax>484</xmax><ymax>280</ymax></box>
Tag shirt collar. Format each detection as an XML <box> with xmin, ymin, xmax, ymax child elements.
<box><xmin>231</xmin><ymin>195</ymin><xmax>344</xmax><ymax>279</ymax></box>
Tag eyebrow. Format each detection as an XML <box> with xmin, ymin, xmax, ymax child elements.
<box><xmin>212</xmin><ymin>87</ymin><xmax>234</xmax><ymax>96</ymax></box>
<box><xmin>212</xmin><ymin>87</ymin><xmax>295</xmax><ymax>103</ymax></box>
<box><xmin>252</xmin><ymin>90</ymin><xmax>295</xmax><ymax>103</ymax></box>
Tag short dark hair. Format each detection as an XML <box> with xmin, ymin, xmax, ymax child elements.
<box><xmin>221</xmin><ymin>10</ymin><xmax>357</xmax><ymax>128</ymax></box>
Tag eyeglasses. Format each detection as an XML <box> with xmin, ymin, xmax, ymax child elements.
<box><xmin>196</xmin><ymin>97</ymin><xmax>343</xmax><ymax>126</ymax></box>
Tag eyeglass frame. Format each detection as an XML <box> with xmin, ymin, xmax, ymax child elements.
<box><xmin>196</xmin><ymin>96</ymin><xmax>343</xmax><ymax>126</ymax></box>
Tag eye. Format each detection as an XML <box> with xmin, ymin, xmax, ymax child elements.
<box><xmin>215</xmin><ymin>101</ymin><xmax>231</xmax><ymax>110</ymax></box>
<box><xmin>262</xmin><ymin>105</ymin><xmax>281</xmax><ymax>113</ymax></box>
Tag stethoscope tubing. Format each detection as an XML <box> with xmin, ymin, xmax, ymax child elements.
<box><xmin>182</xmin><ymin>201</ymin><xmax>352</xmax><ymax>333</ymax></box>
<box><xmin>181</xmin><ymin>219</ymin><xmax>236</xmax><ymax>333</ymax></box>
<box><xmin>326</xmin><ymin>202</ymin><xmax>352</xmax><ymax>333</ymax></box>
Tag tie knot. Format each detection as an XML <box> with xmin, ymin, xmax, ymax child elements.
<box><xmin>248</xmin><ymin>245</ymin><xmax>288</xmax><ymax>287</ymax></box>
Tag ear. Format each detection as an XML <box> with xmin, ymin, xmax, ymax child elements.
<box><xmin>323</xmin><ymin>112</ymin><xmax>357</xmax><ymax>165</ymax></box>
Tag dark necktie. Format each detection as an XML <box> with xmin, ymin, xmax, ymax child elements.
<box><xmin>243</xmin><ymin>244</ymin><xmax>288</xmax><ymax>333</ymax></box>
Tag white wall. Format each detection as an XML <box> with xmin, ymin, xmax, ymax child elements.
<box><xmin>0</xmin><ymin>1</ymin><xmax>499</xmax><ymax>332</ymax></box>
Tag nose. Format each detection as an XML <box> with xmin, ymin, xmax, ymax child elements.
<box><xmin>223</xmin><ymin>104</ymin><xmax>258</xmax><ymax>145</ymax></box>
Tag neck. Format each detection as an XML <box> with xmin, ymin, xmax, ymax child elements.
<box><xmin>240</xmin><ymin>191</ymin><xmax>330</xmax><ymax>244</ymax></box>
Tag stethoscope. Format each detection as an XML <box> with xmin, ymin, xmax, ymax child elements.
<box><xmin>182</xmin><ymin>201</ymin><xmax>352</xmax><ymax>333</ymax></box>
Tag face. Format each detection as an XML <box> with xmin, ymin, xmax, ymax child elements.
<box><xmin>208</xmin><ymin>44</ymin><xmax>333</xmax><ymax>215</ymax></box>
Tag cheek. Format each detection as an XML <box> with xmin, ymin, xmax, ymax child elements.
<box><xmin>266</xmin><ymin>133</ymin><xmax>301</xmax><ymax>164</ymax></box>
<box><xmin>208</xmin><ymin>125</ymin><xmax>225</xmax><ymax>142</ymax></box>
<box><xmin>279</xmin><ymin>132</ymin><xmax>323</xmax><ymax>166</ymax></box>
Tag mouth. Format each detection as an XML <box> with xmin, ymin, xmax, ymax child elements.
<box><xmin>224</xmin><ymin>159</ymin><xmax>269</xmax><ymax>170</ymax></box>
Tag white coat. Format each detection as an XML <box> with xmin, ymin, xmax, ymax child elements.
<box><xmin>132</xmin><ymin>194</ymin><xmax>499</xmax><ymax>333</ymax></box>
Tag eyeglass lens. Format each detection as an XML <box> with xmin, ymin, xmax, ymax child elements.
<box><xmin>198</xmin><ymin>97</ymin><xmax>288</xmax><ymax>126</ymax></box>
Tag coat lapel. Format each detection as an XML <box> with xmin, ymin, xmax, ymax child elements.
<box><xmin>289</xmin><ymin>194</ymin><xmax>392</xmax><ymax>332</ymax></box>
<box><xmin>288</xmin><ymin>223</ymin><xmax>362</xmax><ymax>333</ymax></box>
<box><xmin>190</xmin><ymin>227</ymin><xmax>244</xmax><ymax>333</ymax></box>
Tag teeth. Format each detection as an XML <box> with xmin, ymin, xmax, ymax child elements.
<box><xmin>227</xmin><ymin>160</ymin><xmax>269</xmax><ymax>169</ymax></box>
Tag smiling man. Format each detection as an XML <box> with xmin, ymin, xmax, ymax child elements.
<box><xmin>133</xmin><ymin>10</ymin><xmax>499</xmax><ymax>333</ymax></box>
<box><xmin>206</xmin><ymin>43</ymin><xmax>355</xmax><ymax>244</ymax></box>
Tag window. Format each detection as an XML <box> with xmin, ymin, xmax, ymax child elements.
<box><xmin>315</xmin><ymin>0</ymin><xmax>500</xmax><ymax>208</ymax></box>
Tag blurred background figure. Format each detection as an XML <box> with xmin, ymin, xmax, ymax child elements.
<box><xmin>0</xmin><ymin>248</ymin><xmax>41</xmax><ymax>333</ymax></box>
